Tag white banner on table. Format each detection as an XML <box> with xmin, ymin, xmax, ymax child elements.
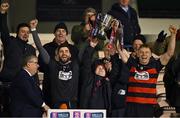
<box><xmin>48</xmin><ymin>109</ymin><xmax>106</xmax><ymax>118</ymax></box>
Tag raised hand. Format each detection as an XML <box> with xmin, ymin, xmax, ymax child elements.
<box><xmin>29</xmin><ymin>19</ymin><xmax>38</xmax><ymax>29</ymax></box>
<box><xmin>156</xmin><ymin>30</ymin><xmax>167</xmax><ymax>43</ymax></box>
<box><xmin>169</xmin><ymin>25</ymin><xmax>177</xmax><ymax>35</ymax></box>
<box><xmin>0</xmin><ymin>2</ymin><xmax>9</xmax><ymax>14</ymax></box>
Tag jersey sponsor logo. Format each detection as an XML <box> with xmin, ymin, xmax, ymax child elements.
<box><xmin>117</xmin><ymin>89</ymin><xmax>126</xmax><ymax>95</ymax></box>
<box><xmin>134</xmin><ymin>71</ymin><xmax>149</xmax><ymax>80</ymax></box>
<box><xmin>58</xmin><ymin>71</ymin><xmax>72</xmax><ymax>80</ymax></box>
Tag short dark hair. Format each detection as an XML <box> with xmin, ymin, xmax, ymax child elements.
<box><xmin>57</xmin><ymin>43</ymin><xmax>70</xmax><ymax>53</ymax></box>
<box><xmin>139</xmin><ymin>44</ymin><xmax>152</xmax><ymax>52</ymax></box>
<box><xmin>133</xmin><ymin>34</ymin><xmax>146</xmax><ymax>44</ymax></box>
<box><xmin>16</xmin><ymin>23</ymin><xmax>30</xmax><ymax>34</ymax></box>
<box><xmin>22</xmin><ymin>55</ymin><xmax>37</xmax><ymax>67</ymax></box>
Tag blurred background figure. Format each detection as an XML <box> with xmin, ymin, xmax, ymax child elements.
<box><xmin>108</xmin><ymin>0</ymin><xmax>141</xmax><ymax>51</ymax></box>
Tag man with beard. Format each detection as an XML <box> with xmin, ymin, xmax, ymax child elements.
<box><xmin>38</xmin><ymin>21</ymin><xmax>78</xmax><ymax>107</ymax></box>
<box><xmin>30</xmin><ymin>19</ymin><xmax>79</xmax><ymax>109</ymax></box>
<box><xmin>117</xmin><ymin>25</ymin><xmax>177</xmax><ymax>117</ymax></box>
<box><xmin>0</xmin><ymin>2</ymin><xmax>36</xmax><ymax>116</ymax></box>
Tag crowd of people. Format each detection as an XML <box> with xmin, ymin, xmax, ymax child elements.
<box><xmin>0</xmin><ymin>0</ymin><xmax>180</xmax><ymax>117</ymax></box>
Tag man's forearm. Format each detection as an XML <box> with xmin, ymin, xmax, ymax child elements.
<box><xmin>166</xmin><ymin>34</ymin><xmax>176</xmax><ymax>57</ymax></box>
<box><xmin>1</xmin><ymin>13</ymin><xmax>10</xmax><ymax>41</ymax></box>
<box><xmin>31</xmin><ymin>30</ymin><xmax>50</xmax><ymax>64</ymax></box>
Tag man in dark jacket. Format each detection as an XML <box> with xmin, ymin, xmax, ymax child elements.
<box><xmin>108</xmin><ymin>0</ymin><xmax>141</xmax><ymax>50</ymax></box>
<box><xmin>0</xmin><ymin>2</ymin><xmax>36</xmax><ymax>116</ymax></box>
<box><xmin>10</xmin><ymin>55</ymin><xmax>49</xmax><ymax>117</ymax></box>
<box><xmin>0</xmin><ymin>2</ymin><xmax>36</xmax><ymax>82</ymax></box>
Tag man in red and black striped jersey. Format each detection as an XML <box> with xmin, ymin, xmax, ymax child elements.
<box><xmin>117</xmin><ymin>25</ymin><xmax>177</xmax><ymax>117</ymax></box>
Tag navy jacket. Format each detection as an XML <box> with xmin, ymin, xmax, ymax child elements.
<box><xmin>10</xmin><ymin>69</ymin><xmax>44</xmax><ymax>117</ymax></box>
<box><xmin>108</xmin><ymin>3</ymin><xmax>141</xmax><ymax>45</ymax></box>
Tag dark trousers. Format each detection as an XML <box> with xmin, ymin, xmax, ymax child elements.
<box><xmin>111</xmin><ymin>108</ymin><xmax>126</xmax><ymax>117</ymax></box>
<box><xmin>176</xmin><ymin>106</ymin><xmax>180</xmax><ymax>113</ymax></box>
<box><xmin>0</xmin><ymin>82</ymin><xmax>11</xmax><ymax>117</ymax></box>
<box><xmin>125</xmin><ymin>103</ymin><xmax>154</xmax><ymax>117</ymax></box>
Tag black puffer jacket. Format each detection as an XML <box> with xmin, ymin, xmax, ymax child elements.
<box><xmin>0</xmin><ymin>13</ymin><xmax>36</xmax><ymax>82</ymax></box>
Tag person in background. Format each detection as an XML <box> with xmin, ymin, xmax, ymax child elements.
<box><xmin>0</xmin><ymin>2</ymin><xmax>36</xmax><ymax>116</ymax></box>
<box><xmin>121</xmin><ymin>34</ymin><xmax>159</xmax><ymax>59</ymax></box>
<box><xmin>71</xmin><ymin>7</ymin><xmax>105</xmax><ymax>62</ymax></box>
<box><xmin>10</xmin><ymin>55</ymin><xmax>50</xmax><ymax>117</ymax></box>
<box><xmin>108</xmin><ymin>0</ymin><xmax>141</xmax><ymax>51</ymax></box>
<box><xmin>0</xmin><ymin>2</ymin><xmax>36</xmax><ymax>82</ymax></box>
<box><xmin>152</xmin><ymin>28</ymin><xmax>180</xmax><ymax>56</ymax></box>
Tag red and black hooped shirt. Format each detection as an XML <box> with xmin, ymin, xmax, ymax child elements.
<box><xmin>126</xmin><ymin>57</ymin><xmax>164</xmax><ymax>104</ymax></box>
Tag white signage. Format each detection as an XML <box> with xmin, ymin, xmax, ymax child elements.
<box><xmin>48</xmin><ymin>109</ymin><xmax>106</xmax><ymax>118</ymax></box>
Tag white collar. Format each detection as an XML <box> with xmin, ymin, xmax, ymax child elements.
<box><xmin>24</xmin><ymin>69</ymin><xmax>32</xmax><ymax>77</ymax></box>
<box><xmin>120</xmin><ymin>4</ymin><xmax>129</xmax><ymax>12</ymax></box>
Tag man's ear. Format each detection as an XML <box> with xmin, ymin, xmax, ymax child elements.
<box><xmin>26</xmin><ymin>62</ymin><xmax>31</xmax><ymax>68</ymax></box>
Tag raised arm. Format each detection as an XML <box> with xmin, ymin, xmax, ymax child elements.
<box><xmin>0</xmin><ymin>2</ymin><xmax>10</xmax><ymax>45</ymax></box>
<box><xmin>81</xmin><ymin>38</ymin><xmax>98</xmax><ymax>70</ymax></box>
<box><xmin>117</xmin><ymin>43</ymin><xmax>129</xmax><ymax>63</ymax></box>
<box><xmin>29</xmin><ymin>19</ymin><xmax>50</xmax><ymax>64</ymax></box>
<box><xmin>160</xmin><ymin>25</ymin><xmax>177</xmax><ymax>65</ymax></box>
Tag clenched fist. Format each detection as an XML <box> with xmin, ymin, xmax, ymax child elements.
<box><xmin>0</xmin><ymin>2</ymin><xmax>9</xmax><ymax>14</ymax></box>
